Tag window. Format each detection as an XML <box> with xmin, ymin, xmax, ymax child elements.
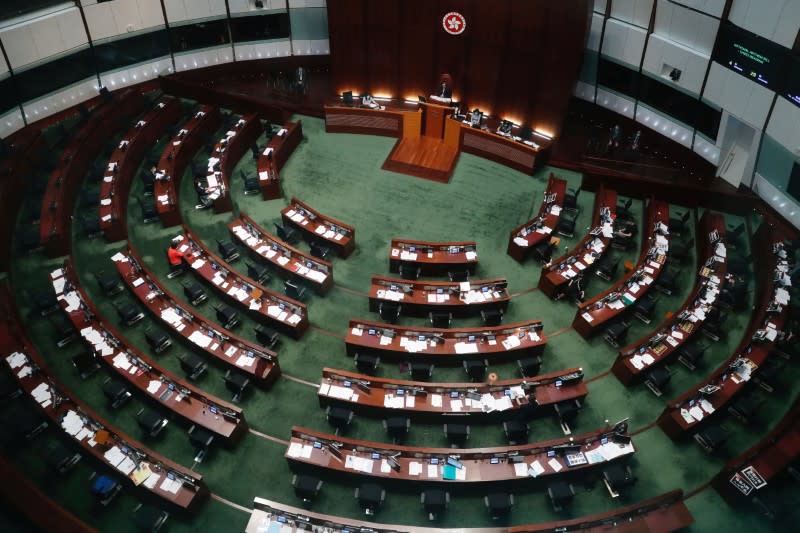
<box><xmin>0</xmin><ymin>0</ymin><xmax>71</xmax><ymax>22</ymax></box>
<box><xmin>597</xmin><ymin>57</ymin><xmax>639</xmax><ymax>97</ymax></box>
<box><xmin>171</xmin><ymin>20</ymin><xmax>230</xmax><ymax>53</ymax></box>
<box><xmin>0</xmin><ymin>76</ymin><xmax>18</xmax><ymax>114</ymax></box>
<box><xmin>93</xmin><ymin>30</ymin><xmax>171</xmax><ymax>73</ymax></box>
<box><xmin>13</xmin><ymin>48</ymin><xmax>96</xmax><ymax>102</ymax></box>
<box><xmin>230</xmin><ymin>13</ymin><xmax>290</xmax><ymax>43</ymax></box>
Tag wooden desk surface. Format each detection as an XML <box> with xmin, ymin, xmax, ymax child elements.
<box><xmin>657</xmin><ymin>223</ymin><xmax>790</xmax><ymax>440</ymax></box>
<box><xmin>390</xmin><ymin>238</ymin><xmax>478</xmax><ymax>275</ymax></box>
<box><xmin>177</xmin><ymin>228</ymin><xmax>309</xmax><ymax>339</ymax></box>
<box><xmin>99</xmin><ymin>98</ymin><xmax>182</xmax><ymax>242</ymax></box>
<box><xmin>286</xmin><ymin>425</ymin><xmax>635</xmax><ymax>489</ymax></box>
<box><xmin>154</xmin><ymin>106</ymin><xmax>220</xmax><ymax>228</ymax></box>
<box><xmin>113</xmin><ymin>246</ymin><xmax>279</xmax><ymax>385</ymax></box>
<box><xmin>282</xmin><ymin>197</ymin><xmax>356</xmax><ymax>258</ymax></box>
<box><xmin>507</xmin><ymin>174</ymin><xmax>568</xmax><ymax>262</ymax></box>
<box><xmin>572</xmin><ymin>199</ymin><xmax>670</xmax><ymax>338</ymax></box>
<box><xmin>206</xmin><ymin>113</ymin><xmax>262</xmax><ymax>214</ymax></box>
<box><xmin>318</xmin><ymin>367</ymin><xmax>587</xmax><ymax>421</ymax></box>
<box><xmin>230</xmin><ymin>212</ymin><xmax>333</xmax><ymax>295</ymax></box>
<box><xmin>52</xmin><ymin>262</ymin><xmax>247</xmax><ymax>444</ymax></box>
<box><xmin>256</xmin><ymin>121</ymin><xmax>303</xmax><ymax>200</ymax></box>
<box><xmin>613</xmin><ymin>212</ymin><xmax>727</xmax><ymax>385</ymax></box>
<box><xmin>368</xmin><ymin>275</ymin><xmax>509</xmax><ymax>317</ymax></box>
<box><xmin>538</xmin><ymin>185</ymin><xmax>617</xmax><ymax>298</ymax></box>
<box><xmin>345</xmin><ymin>318</ymin><xmax>546</xmax><ymax>364</ymax></box>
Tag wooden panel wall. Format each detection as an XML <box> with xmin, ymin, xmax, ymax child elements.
<box><xmin>327</xmin><ymin>0</ymin><xmax>593</xmax><ymax>138</ymax></box>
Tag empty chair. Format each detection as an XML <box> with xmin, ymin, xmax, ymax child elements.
<box><xmin>71</xmin><ymin>351</ymin><xmax>100</xmax><ymax>380</ymax></box>
<box><xmin>140</xmin><ymin>170</ymin><xmax>155</xmax><ymax>196</ymax></box>
<box><xmin>728</xmin><ymin>222</ymin><xmax>746</xmax><ymax>248</ymax></box>
<box><xmin>188</xmin><ymin>425</ymin><xmax>215</xmax><ymax>463</ymax></box>
<box><xmin>668</xmin><ymin>211</ymin><xmax>690</xmax><ymax>234</ymax></box>
<box><xmin>217</xmin><ymin>239</ymin><xmax>240</xmax><ymax>262</ymax></box>
<box><xmin>114</xmin><ymin>300</ymin><xmax>144</xmax><ymax>326</ymax></box>
<box><xmin>421</xmin><ymin>489</ymin><xmax>450</xmax><ymax>521</ymax></box>
<box><xmin>464</xmin><ymin>358</ymin><xmax>488</xmax><ymax>381</ymax></box>
<box><xmin>292</xmin><ymin>474</ymin><xmax>323</xmax><ymax>504</ymax></box>
<box><xmin>46</xmin><ymin>441</ymin><xmax>81</xmax><ymax>474</ymax></box>
<box><xmin>485</xmin><ymin>492</ymin><xmax>514</xmax><ymax>520</ymax></box>
<box><xmin>178</xmin><ymin>352</ymin><xmax>207</xmax><ymax>380</ymax></box>
<box><xmin>728</xmin><ymin>253</ymin><xmax>752</xmax><ymax>278</ymax></box>
<box><xmin>94</xmin><ymin>270</ymin><xmax>124</xmax><ymax>296</ymax></box>
<box><xmin>644</xmin><ymin>365</ymin><xmax>671</xmax><ymax>397</ymax></box>
<box><xmin>555</xmin><ymin>212</ymin><xmax>579</xmax><ymax>238</ymax></box>
<box><xmin>754</xmin><ymin>357</ymin><xmax>784</xmax><ymax>393</ymax></box>
<box><xmin>50</xmin><ymin>313</ymin><xmax>77</xmax><ymax>347</ymax></box>
<box><xmin>254</xmin><ymin>325</ymin><xmax>280</xmax><ymax>350</ymax></box>
<box><xmin>563</xmin><ymin>186</ymin><xmax>580</xmax><ymax>211</ymax></box>
<box><xmin>517</xmin><ymin>356</ymin><xmax>542</xmax><ymax>377</ymax></box>
<box><xmin>215</xmin><ymin>304</ymin><xmax>240</xmax><ymax>329</ymax></box>
<box><xmin>285</xmin><ymin>279</ymin><xmax>307</xmax><ymax>300</ymax></box>
<box><xmin>399</xmin><ymin>263</ymin><xmax>421</xmax><ymax>280</ymax></box>
<box><xmin>632</xmin><ymin>293</ymin><xmax>657</xmax><ymax>323</ymax></box>
<box><xmin>595</xmin><ymin>254</ymin><xmax>619</xmax><ymax>281</ymax></box>
<box><xmin>4</xmin><ymin>408</ymin><xmax>48</xmax><ymax>442</ymax></box>
<box><xmin>701</xmin><ymin>309</ymin><xmax>726</xmax><ymax>342</ymax></box>
<box><xmin>137</xmin><ymin>196</ymin><xmax>158</xmax><ymax>224</ymax></box>
<box><xmin>532</xmin><ymin>240</ymin><xmax>555</xmax><ymax>263</ymax></box>
<box><xmin>444</xmin><ymin>423</ymin><xmax>470</xmax><ymax>446</ymax></box>
<box><xmin>310</xmin><ymin>241</ymin><xmax>330</xmax><ymax>260</ymax></box>
<box><xmin>136</xmin><ymin>407</ymin><xmax>169</xmax><ymax>438</ymax></box>
<box><xmin>182</xmin><ymin>281</ymin><xmax>207</xmax><ymax>305</ymax></box>
<box><xmin>448</xmin><ymin>270</ymin><xmax>469</xmax><ymax>282</ymax></box>
<box><xmin>677</xmin><ymin>342</ymin><xmax>706</xmax><ymax>370</ymax></box>
<box><xmin>668</xmin><ymin>237</ymin><xmax>694</xmax><ymax>263</ymax></box>
<box><xmin>410</xmin><ymin>362</ymin><xmax>434</xmax><ymax>381</ymax></box>
<box><xmin>547</xmin><ymin>481</ymin><xmax>575</xmax><ymax>511</ymax></box>
<box><xmin>354</xmin><ymin>352</ymin><xmax>380</xmax><ymax>374</ymax></box>
<box><xmin>326</xmin><ymin>406</ymin><xmax>353</xmax><ymax>434</ymax></box>
<box><xmin>355</xmin><ymin>483</ymin><xmax>385</xmax><ymax>516</ymax></box>
<box><xmin>603</xmin><ymin>321</ymin><xmax>630</xmax><ymax>348</ymax></box>
<box><xmin>694</xmin><ymin>424</ymin><xmax>728</xmax><ymax>454</ymax></box>
<box><xmin>144</xmin><ymin>328</ymin><xmax>171</xmax><ymax>354</ymax></box>
<box><xmin>132</xmin><ymin>503</ymin><xmax>169</xmax><ymax>532</ymax></box>
<box><xmin>274</xmin><ymin>222</ymin><xmax>298</xmax><ymax>244</ymax></box>
<box><xmin>383</xmin><ymin>416</ymin><xmax>410</xmax><ymax>442</ymax></box>
<box><xmin>503</xmin><ymin>420</ymin><xmax>529</xmax><ymax>444</ymax></box>
<box><xmin>223</xmin><ymin>370</ymin><xmax>250</xmax><ymax>402</ymax></box>
<box><xmin>554</xmin><ymin>400</ymin><xmax>581</xmax><ymax>434</ymax></box>
<box><xmin>81</xmin><ymin>188</ymin><xmax>100</xmax><ymax>208</ymax></box>
<box><xmin>603</xmin><ymin>463</ymin><xmax>636</xmax><ymax>497</ymax></box>
<box><xmin>102</xmin><ymin>378</ymin><xmax>131</xmax><ymax>408</ymax></box>
<box><xmin>0</xmin><ymin>373</ymin><xmax>21</xmax><ymax>401</ymax></box>
<box><xmin>616</xmin><ymin>198</ymin><xmax>633</xmax><ymax>220</ymax></box>
<box><xmin>481</xmin><ymin>307</ymin><xmax>503</xmax><ymax>326</ymax></box>
<box><xmin>241</xmin><ymin>170</ymin><xmax>261</xmax><ymax>195</ymax></box>
<box><xmin>90</xmin><ymin>474</ymin><xmax>122</xmax><ymax>506</ymax></box>
<box><xmin>17</xmin><ymin>230</ymin><xmax>40</xmax><ymax>254</ymax></box>
<box><xmin>246</xmin><ymin>262</ymin><xmax>270</xmax><ymax>285</ymax></box>
<box><xmin>378</xmin><ymin>300</ymin><xmax>401</xmax><ymax>323</ymax></box>
<box><xmin>81</xmin><ymin>214</ymin><xmax>103</xmax><ymax>238</ymax></box>
<box><xmin>728</xmin><ymin>391</ymin><xmax>765</xmax><ymax>424</ymax></box>
<box><xmin>429</xmin><ymin>311</ymin><xmax>452</xmax><ymax>328</ymax></box>
<box><xmin>30</xmin><ymin>288</ymin><xmax>59</xmax><ymax>316</ymax></box>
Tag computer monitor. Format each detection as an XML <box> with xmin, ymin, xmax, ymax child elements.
<box><xmin>342</xmin><ymin>91</ymin><xmax>354</xmax><ymax>105</ymax></box>
<box><xmin>499</xmin><ymin>120</ymin><xmax>512</xmax><ymax>134</ymax></box>
<box><xmin>418</xmin><ymin>95</ymin><xmax>427</xmax><ymax>103</ymax></box>
<box><xmin>470</xmin><ymin>110</ymin><xmax>483</xmax><ymax>128</ymax></box>
<box><xmin>519</xmin><ymin>125</ymin><xmax>533</xmax><ymax>140</ymax></box>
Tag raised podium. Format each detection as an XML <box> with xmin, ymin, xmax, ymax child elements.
<box><xmin>420</xmin><ymin>102</ymin><xmax>454</xmax><ymax>139</ymax></box>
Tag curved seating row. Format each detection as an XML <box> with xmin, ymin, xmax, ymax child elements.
<box><xmin>256</xmin><ymin>121</ymin><xmax>303</xmax><ymax>200</ymax></box>
<box><xmin>281</xmin><ymin>198</ymin><xmax>356</xmax><ymax>258</ymax></box>
<box><xmin>389</xmin><ymin>238</ymin><xmax>478</xmax><ymax>277</ymax></box>
<box><xmin>205</xmin><ymin>113</ymin><xmax>262</xmax><ymax>213</ymax></box>
<box><xmin>507</xmin><ymin>174</ymin><xmax>567</xmax><ymax>262</ymax></box>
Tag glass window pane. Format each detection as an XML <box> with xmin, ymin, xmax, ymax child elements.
<box><xmin>0</xmin><ymin>0</ymin><xmax>70</xmax><ymax>22</ymax></box>
<box><xmin>13</xmin><ymin>48</ymin><xmax>96</xmax><ymax>102</ymax></box>
<box><xmin>0</xmin><ymin>75</ymin><xmax>19</xmax><ymax>114</ymax></box>
<box><xmin>230</xmin><ymin>13</ymin><xmax>290</xmax><ymax>43</ymax></box>
<box><xmin>93</xmin><ymin>30</ymin><xmax>170</xmax><ymax>73</ymax></box>
<box><xmin>171</xmin><ymin>19</ymin><xmax>230</xmax><ymax>52</ymax></box>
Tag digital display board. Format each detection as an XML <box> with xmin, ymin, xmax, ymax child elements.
<box><xmin>784</xmin><ymin>55</ymin><xmax>800</xmax><ymax>108</ymax></box>
<box><xmin>713</xmin><ymin>22</ymin><xmax>789</xmax><ymax>89</ymax></box>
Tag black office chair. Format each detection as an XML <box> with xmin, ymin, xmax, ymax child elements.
<box><xmin>632</xmin><ymin>293</ymin><xmax>657</xmax><ymax>324</ymax></box>
<box><xmin>547</xmin><ymin>481</ymin><xmax>576</xmax><ymax>511</ymax></box>
<box><xmin>694</xmin><ymin>424</ymin><xmax>728</xmax><ymax>454</ymax></box>
<box><xmin>94</xmin><ymin>270</ymin><xmax>124</xmax><ymax>297</ymax></box>
<box><xmin>448</xmin><ymin>270</ymin><xmax>469</xmax><ymax>282</ymax></box>
<box><xmin>354</xmin><ymin>352</ymin><xmax>380</xmax><ymax>374</ymax></box>
<box><xmin>677</xmin><ymin>341</ymin><xmax>706</xmax><ymax>371</ymax></box>
<box><xmin>137</xmin><ymin>196</ymin><xmax>158</xmax><ymax>224</ymax></box>
<box><xmin>285</xmin><ymin>280</ymin><xmax>307</xmax><ymax>301</ymax></box>
<box><xmin>81</xmin><ymin>188</ymin><xmax>101</xmax><ymax>208</ymax></box>
<box><xmin>554</xmin><ymin>399</ymin><xmax>582</xmax><ymax>435</ymax></box>
<box><xmin>429</xmin><ymin>311</ymin><xmax>452</xmax><ymax>328</ymax></box>
<box><xmin>644</xmin><ymin>365</ymin><xmax>671</xmax><ymax>397</ymax></box>
<box><xmin>603</xmin><ymin>464</ymin><xmax>636</xmax><ymax>497</ymax></box>
<box><xmin>754</xmin><ymin>357</ymin><xmax>784</xmax><ymax>393</ymax></box>
<box><xmin>136</xmin><ymin>407</ymin><xmax>169</xmax><ymax>438</ymax></box>
<box><xmin>668</xmin><ymin>210</ymin><xmax>690</xmax><ymax>235</ymax></box>
<box><xmin>274</xmin><ymin>222</ymin><xmax>298</xmax><ymax>244</ymax></box>
<box><xmin>50</xmin><ymin>313</ymin><xmax>77</xmax><ymax>348</ymax></box>
<box><xmin>326</xmin><ymin>406</ymin><xmax>353</xmax><ymax>434</ymax></box>
<box><xmin>254</xmin><ymin>325</ymin><xmax>280</xmax><ymax>350</ymax></box>
<box><xmin>556</xmin><ymin>212</ymin><xmax>579</xmax><ymax>238</ymax></box>
<box><xmin>563</xmin><ymin>187</ymin><xmax>581</xmax><ymax>212</ymax></box>
<box><xmin>595</xmin><ymin>254</ymin><xmax>619</xmax><ymax>281</ymax></box>
<box><xmin>144</xmin><ymin>328</ymin><xmax>172</xmax><ymax>354</ymax></box>
<box><xmin>45</xmin><ymin>441</ymin><xmax>82</xmax><ymax>474</ymax></box>
<box><xmin>399</xmin><ymin>263</ymin><xmax>421</xmax><ymax>280</ymax></box>
<box><xmin>132</xmin><ymin>503</ymin><xmax>169</xmax><ymax>532</ymax></box>
<box><xmin>102</xmin><ymin>378</ymin><xmax>131</xmax><ymax>409</ymax></box>
<box><xmin>485</xmin><ymin>492</ymin><xmax>514</xmax><ymax>520</ymax></box>
<box><xmin>342</xmin><ymin>91</ymin><xmax>355</xmax><ymax>105</ymax></box>
<box><xmin>81</xmin><ymin>213</ymin><xmax>103</xmax><ymax>239</ymax></box>
<box><xmin>178</xmin><ymin>352</ymin><xmax>208</xmax><ymax>380</ymax></box>
<box><xmin>503</xmin><ymin>420</ymin><xmax>529</xmax><ymax>445</ymax></box>
<box><xmin>17</xmin><ymin>230</ymin><xmax>41</xmax><ymax>255</ymax></box>
<box><xmin>217</xmin><ymin>239</ymin><xmax>240</xmax><ymax>262</ymax></box>
<box><xmin>409</xmin><ymin>362</ymin><xmax>434</xmax><ymax>381</ymax></box>
<box><xmin>246</xmin><ymin>262</ymin><xmax>271</xmax><ymax>285</ymax></box>
<box><xmin>728</xmin><ymin>253</ymin><xmax>752</xmax><ymax>278</ymax></box>
<box><xmin>241</xmin><ymin>170</ymin><xmax>261</xmax><ymax>195</ymax></box>
<box><xmin>616</xmin><ymin>198</ymin><xmax>634</xmax><ymax>221</ymax></box>
<box><xmin>728</xmin><ymin>223</ymin><xmax>746</xmax><ymax>249</ymax></box>
<box><xmin>188</xmin><ymin>425</ymin><xmax>215</xmax><ymax>463</ymax></box>
<box><xmin>463</xmin><ymin>358</ymin><xmax>488</xmax><ymax>381</ymax></box>
<box><xmin>421</xmin><ymin>489</ymin><xmax>450</xmax><ymax>521</ymax></box>
<box><xmin>224</xmin><ymin>370</ymin><xmax>250</xmax><ymax>402</ymax></box>
<box><xmin>215</xmin><ymin>304</ymin><xmax>240</xmax><ymax>329</ymax></box>
<box><xmin>654</xmin><ymin>268</ymin><xmax>679</xmax><ymax>295</ymax></box>
<box><xmin>383</xmin><ymin>417</ymin><xmax>410</xmax><ymax>442</ymax></box>
<box><xmin>443</xmin><ymin>423</ymin><xmax>470</xmax><ymax>447</ymax></box>
<box><xmin>182</xmin><ymin>281</ymin><xmax>208</xmax><ymax>306</ymax></box>
<box><xmin>728</xmin><ymin>390</ymin><xmax>765</xmax><ymax>424</ymax></box>
<box><xmin>71</xmin><ymin>351</ymin><xmax>100</xmax><ymax>380</ymax></box>
<box><xmin>517</xmin><ymin>356</ymin><xmax>543</xmax><ymax>377</ymax></box>
<box><xmin>90</xmin><ymin>474</ymin><xmax>122</xmax><ymax>507</ymax></box>
<box><xmin>668</xmin><ymin>237</ymin><xmax>694</xmax><ymax>263</ymax></box>
<box><xmin>113</xmin><ymin>300</ymin><xmax>144</xmax><ymax>326</ymax></box>
<box><xmin>378</xmin><ymin>300</ymin><xmax>401</xmax><ymax>323</ymax></box>
<box><xmin>140</xmin><ymin>169</ymin><xmax>155</xmax><ymax>196</ymax></box>
<box><xmin>292</xmin><ymin>474</ymin><xmax>323</xmax><ymax>504</ymax></box>
<box><xmin>355</xmin><ymin>483</ymin><xmax>385</xmax><ymax>516</ymax></box>
<box><xmin>481</xmin><ymin>307</ymin><xmax>503</xmax><ymax>326</ymax></box>
<box><xmin>30</xmin><ymin>288</ymin><xmax>59</xmax><ymax>316</ymax></box>
<box><xmin>603</xmin><ymin>321</ymin><xmax>630</xmax><ymax>348</ymax></box>
<box><xmin>310</xmin><ymin>241</ymin><xmax>331</xmax><ymax>260</ymax></box>
<box><xmin>532</xmin><ymin>240</ymin><xmax>556</xmax><ymax>263</ymax></box>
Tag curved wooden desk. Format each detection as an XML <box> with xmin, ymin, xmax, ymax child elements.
<box><xmin>257</xmin><ymin>121</ymin><xmax>303</xmax><ymax>200</ymax></box>
<box><xmin>538</xmin><ymin>185</ymin><xmax>617</xmax><ymax>299</ymax></box>
<box><xmin>572</xmin><ymin>199</ymin><xmax>670</xmax><ymax>339</ymax></box>
<box><xmin>0</xmin><ymin>283</ymin><xmax>208</xmax><ymax>512</ymax></box>
<box><xmin>318</xmin><ymin>367</ymin><xmax>587</xmax><ymax>422</ymax></box>
<box><xmin>229</xmin><ymin>212</ymin><xmax>333</xmax><ymax>295</ymax></box>
<box><xmin>99</xmin><ymin>98</ymin><xmax>183</xmax><ymax>242</ymax></box>
<box><xmin>389</xmin><ymin>239</ymin><xmax>478</xmax><ymax>276</ymax></box>
<box><xmin>51</xmin><ymin>262</ymin><xmax>247</xmax><ymax>444</ymax></box>
<box><xmin>612</xmin><ymin>212</ymin><xmax>727</xmax><ymax>385</ymax></box>
<box><xmin>154</xmin><ymin>105</ymin><xmax>221</xmax><ymax>227</ymax></box>
<box><xmin>657</xmin><ymin>223</ymin><xmax>789</xmax><ymax>440</ymax></box>
<box><xmin>176</xmin><ymin>228</ymin><xmax>309</xmax><ymax>339</ymax></box>
<box><xmin>345</xmin><ymin>319</ymin><xmax>546</xmax><ymax>364</ymax></box>
<box><xmin>368</xmin><ymin>275</ymin><xmax>509</xmax><ymax>317</ymax></box>
<box><xmin>507</xmin><ymin>174</ymin><xmax>567</xmax><ymax>262</ymax></box>
<box><xmin>286</xmin><ymin>425</ymin><xmax>635</xmax><ymax>491</ymax></box>
<box><xmin>206</xmin><ymin>113</ymin><xmax>262</xmax><ymax>213</ymax></box>
<box><xmin>41</xmin><ymin>89</ymin><xmax>143</xmax><ymax>257</ymax></box>
<box><xmin>112</xmin><ymin>246</ymin><xmax>279</xmax><ymax>385</ymax></box>
<box><xmin>281</xmin><ymin>198</ymin><xmax>356</xmax><ymax>258</ymax></box>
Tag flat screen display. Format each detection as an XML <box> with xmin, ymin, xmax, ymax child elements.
<box><xmin>783</xmin><ymin>55</ymin><xmax>800</xmax><ymax>108</ymax></box>
<box><xmin>713</xmin><ymin>22</ymin><xmax>789</xmax><ymax>89</ymax></box>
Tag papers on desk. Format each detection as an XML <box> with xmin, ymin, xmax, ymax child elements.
<box><xmin>501</xmin><ymin>335</ymin><xmax>521</xmax><ymax>350</ymax></box>
<box><xmin>529</xmin><ymin>460</ymin><xmax>545</xmax><ymax>477</ymax></box>
<box><xmin>465</xmin><ymin>250</ymin><xmax>477</xmax><ymax>261</ymax></box>
<box><xmin>258</xmin><ymin>170</ymin><xmax>270</xmax><ymax>181</ymax></box>
<box><xmin>345</xmin><ymin>455</ymin><xmax>375</xmax><ymax>473</ymax></box>
<box><xmin>112</xmin><ymin>352</ymin><xmax>131</xmax><ymax>371</ymax></box>
<box><xmin>327</xmin><ymin>384</ymin><xmax>355</xmax><ymax>400</ymax></box>
<box><xmin>147</xmin><ymin>380</ymin><xmax>162</xmax><ymax>394</ymax></box>
<box><xmin>409</xmin><ymin>462</ymin><xmax>423</xmax><ymax>476</ymax></box>
<box><xmin>598</xmin><ymin>440</ymin><xmax>635</xmax><ymax>461</ymax></box>
<box><xmin>514</xmin><ymin>462</ymin><xmax>529</xmax><ymax>477</ymax></box>
<box><xmin>513</xmin><ymin>237</ymin><xmax>529</xmax><ymax>247</ymax></box>
<box><xmin>31</xmin><ymin>382</ymin><xmax>51</xmax><ymax>408</ymax></box>
<box><xmin>399</xmin><ymin>250</ymin><xmax>418</xmax><ymax>261</ymax></box>
<box><xmin>608</xmin><ymin>299</ymin><xmax>625</xmax><ymax>310</ymax></box>
<box><xmin>100</xmin><ymin>198</ymin><xmax>111</xmax><ymax>206</ymax></box>
<box><xmin>535</xmin><ymin>226</ymin><xmax>553</xmax><ymax>235</ymax></box>
<box><xmin>384</xmin><ymin>394</ymin><xmax>404</xmax><ymax>408</ymax></box>
<box><xmin>188</xmin><ymin>330</ymin><xmax>212</xmax><ymax>348</ymax></box>
<box><xmin>286</xmin><ymin>442</ymin><xmax>313</xmax><ymax>459</ymax></box>
<box><xmin>160</xmin><ymin>477</ymin><xmax>182</xmax><ymax>494</ymax></box>
<box><xmin>431</xmin><ymin>394</ymin><xmax>443</xmax><ymax>407</ymax></box>
<box><xmin>377</xmin><ymin>289</ymin><xmax>404</xmax><ymax>302</ymax></box>
<box><xmin>263</xmin><ymin>147</ymin><xmax>274</xmax><ymax>157</ymax></box>
<box><xmin>277</xmin><ymin>128</ymin><xmax>287</xmax><ymax>137</ymax></box>
<box><xmin>581</xmin><ymin>312</ymin><xmax>594</xmax><ymax>323</ymax></box>
<box><xmin>550</xmin><ymin>205</ymin><xmax>562</xmax><ymax>216</ymax></box>
<box><xmin>548</xmin><ymin>458</ymin><xmax>564</xmax><ymax>472</ymax></box>
<box><xmin>689</xmin><ymin>406</ymin><xmax>704</xmax><ymax>421</ymax></box>
<box><xmin>6</xmin><ymin>351</ymin><xmax>27</xmax><ymax>369</ymax></box>
<box><xmin>427</xmin><ymin>464</ymin><xmax>439</xmax><ymax>478</ymax></box>
<box><xmin>454</xmin><ymin>342</ymin><xmax>479</xmax><ymax>354</ymax></box>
